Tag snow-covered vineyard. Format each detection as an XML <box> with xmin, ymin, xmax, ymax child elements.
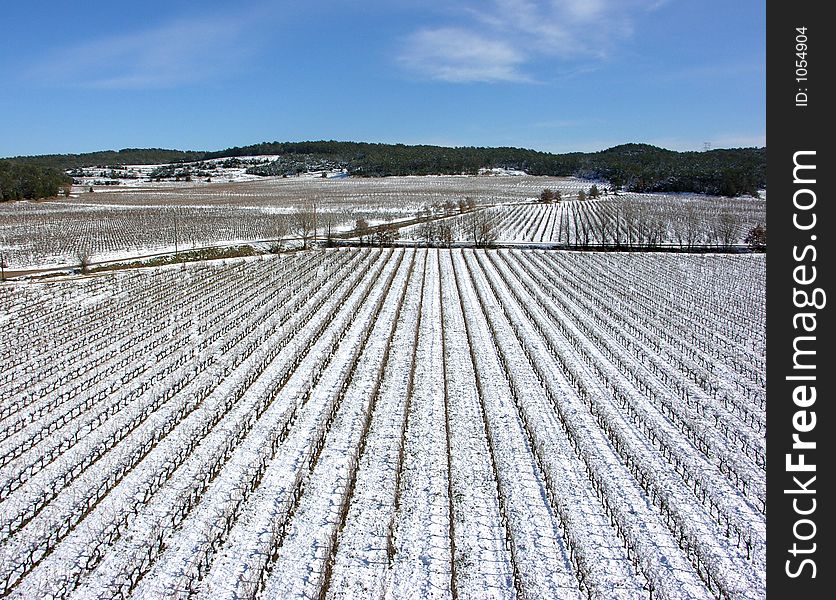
<box><xmin>0</xmin><ymin>248</ymin><xmax>765</xmax><ymax>599</ymax></box>
<box><xmin>0</xmin><ymin>187</ymin><xmax>764</xmax><ymax>270</ymax></box>
<box><xmin>402</xmin><ymin>195</ymin><xmax>765</xmax><ymax>248</ymax></box>
<box><xmin>0</xmin><ymin>175</ymin><xmax>586</xmax><ymax>269</ymax></box>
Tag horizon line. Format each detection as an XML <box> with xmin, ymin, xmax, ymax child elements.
<box><xmin>1</xmin><ymin>138</ymin><xmax>766</xmax><ymax>161</ymax></box>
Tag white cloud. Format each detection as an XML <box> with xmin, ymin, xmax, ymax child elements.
<box><xmin>398</xmin><ymin>0</ymin><xmax>666</xmax><ymax>83</ymax></box>
<box><xmin>561</xmin><ymin>0</ymin><xmax>607</xmax><ymax>22</ymax></box>
<box><xmin>398</xmin><ymin>28</ymin><xmax>529</xmax><ymax>83</ymax></box>
<box><xmin>28</xmin><ymin>14</ymin><xmax>257</xmax><ymax>89</ymax></box>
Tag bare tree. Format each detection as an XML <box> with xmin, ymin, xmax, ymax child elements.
<box><xmin>477</xmin><ymin>213</ymin><xmax>498</xmax><ymax>247</ymax></box>
<box><xmin>611</xmin><ymin>204</ymin><xmax>622</xmax><ymax>247</ymax></box>
<box><xmin>274</xmin><ymin>216</ymin><xmax>289</xmax><ymax>243</ymax></box>
<box><xmin>76</xmin><ymin>250</ymin><xmax>92</xmax><ymax>274</ymax></box>
<box><xmin>320</xmin><ymin>212</ymin><xmax>337</xmax><ymax>247</ymax></box>
<box><xmin>671</xmin><ymin>202</ymin><xmax>703</xmax><ymax>250</ymax></box>
<box><xmin>373</xmin><ymin>228</ymin><xmax>400</xmax><ymax>247</ymax></box>
<box><xmin>646</xmin><ymin>211</ymin><xmax>667</xmax><ymax>249</ymax></box>
<box><xmin>292</xmin><ymin>203</ymin><xmax>317</xmax><ymax>249</ymax></box>
<box><xmin>715</xmin><ymin>211</ymin><xmax>741</xmax><ymax>250</ymax></box>
<box><xmin>597</xmin><ymin>206</ymin><xmax>615</xmax><ymax>246</ymax></box>
<box><xmin>417</xmin><ymin>221</ymin><xmax>437</xmax><ymax>246</ymax></box>
<box><xmin>577</xmin><ymin>212</ymin><xmax>591</xmax><ymax>247</ymax></box>
<box><xmin>572</xmin><ymin>211</ymin><xmax>581</xmax><ymax>246</ymax></box>
<box><xmin>671</xmin><ymin>214</ymin><xmax>688</xmax><ymax>249</ymax></box>
<box><xmin>437</xmin><ymin>221</ymin><xmax>454</xmax><ymax>247</ymax></box>
<box><xmin>672</xmin><ymin>203</ymin><xmax>702</xmax><ymax>250</ymax></box>
<box><xmin>466</xmin><ymin>210</ymin><xmax>498</xmax><ymax>247</ymax></box>
<box><xmin>684</xmin><ymin>204</ymin><xmax>704</xmax><ymax>249</ymax></box>
<box><xmin>269</xmin><ymin>216</ymin><xmax>289</xmax><ymax>253</ymax></box>
<box><xmin>171</xmin><ymin>207</ymin><xmax>181</xmax><ymax>258</ymax></box>
<box><xmin>563</xmin><ymin>210</ymin><xmax>571</xmax><ymax>246</ymax></box>
<box><xmin>635</xmin><ymin>204</ymin><xmax>652</xmax><ymax>247</ymax></box>
<box><xmin>632</xmin><ymin>203</ymin><xmax>665</xmax><ymax>248</ymax></box>
<box><xmin>622</xmin><ymin>200</ymin><xmax>640</xmax><ymax>248</ymax></box>
<box><xmin>744</xmin><ymin>223</ymin><xmax>766</xmax><ymax>250</ymax></box>
<box><xmin>312</xmin><ymin>201</ymin><xmax>318</xmax><ymax>244</ymax></box>
<box><xmin>389</xmin><ymin>227</ymin><xmax>401</xmax><ymax>246</ymax></box>
<box><xmin>355</xmin><ymin>217</ymin><xmax>371</xmax><ymax>245</ymax></box>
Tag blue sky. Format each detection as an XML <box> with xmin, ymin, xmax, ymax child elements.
<box><xmin>0</xmin><ymin>0</ymin><xmax>764</xmax><ymax>158</ymax></box>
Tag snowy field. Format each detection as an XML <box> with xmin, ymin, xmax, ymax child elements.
<box><xmin>0</xmin><ymin>175</ymin><xmax>588</xmax><ymax>269</ymax></box>
<box><xmin>1</xmin><ymin>176</ymin><xmax>763</xmax><ymax>270</ymax></box>
<box><xmin>401</xmin><ymin>194</ymin><xmax>765</xmax><ymax>248</ymax></box>
<box><xmin>0</xmin><ymin>248</ymin><xmax>765</xmax><ymax>599</ymax></box>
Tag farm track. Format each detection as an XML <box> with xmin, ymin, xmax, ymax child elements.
<box><xmin>0</xmin><ymin>248</ymin><xmax>765</xmax><ymax>600</ymax></box>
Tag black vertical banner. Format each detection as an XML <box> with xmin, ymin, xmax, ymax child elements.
<box><xmin>766</xmin><ymin>1</ymin><xmax>833</xmax><ymax>598</ymax></box>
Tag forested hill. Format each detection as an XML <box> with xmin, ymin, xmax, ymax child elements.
<box><xmin>1</xmin><ymin>148</ymin><xmax>200</xmax><ymax>201</ymax></box>
<box><xmin>1</xmin><ymin>141</ymin><xmax>765</xmax><ymax>200</ymax></box>
<box><xmin>208</xmin><ymin>141</ymin><xmax>765</xmax><ymax>196</ymax></box>
<box><xmin>578</xmin><ymin>144</ymin><xmax>765</xmax><ymax>197</ymax></box>
<box><xmin>4</xmin><ymin>148</ymin><xmax>204</xmax><ymax>171</ymax></box>
<box><xmin>0</xmin><ymin>162</ymin><xmax>73</xmax><ymax>202</ymax></box>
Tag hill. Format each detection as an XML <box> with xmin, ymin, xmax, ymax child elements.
<box><xmin>1</xmin><ymin>141</ymin><xmax>765</xmax><ymax>200</ymax></box>
<box><xmin>0</xmin><ymin>161</ymin><xmax>73</xmax><ymax>202</ymax></box>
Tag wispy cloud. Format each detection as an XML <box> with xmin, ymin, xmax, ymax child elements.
<box><xmin>28</xmin><ymin>13</ymin><xmax>260</xmax><ymax>89</ymax></box>
<box><xmin>398</xmin><ymin>0</ymin><xmax>667</xmax><ymax>83</ymax></box>
<box><xmin>398</xmin><ymin>28</ymin><xmax>529</xmax><ymax>83</ymax></box>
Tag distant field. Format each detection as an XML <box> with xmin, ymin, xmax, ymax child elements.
<box><xmin>67</xmin><ymin>173</ymin><xmax>588</xmax><ymax>206</ymax></box>
<box><xmin>0</xmin><ymin>175</ymin><xmax>763</xmax><ymax>270</ymax></box>
<box><xmin>0</xmin><ymin>248</ymin><xmax>765</xmax><ymax>599</ymax></box>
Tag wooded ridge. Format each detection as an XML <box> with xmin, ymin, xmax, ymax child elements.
<box><xmin>1</xmin><ymin>141</ymin><xmax>765</xmax><ymax>200</ymax></box>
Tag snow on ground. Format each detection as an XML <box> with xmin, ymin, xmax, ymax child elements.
<box><xmin>0</xmin><ymin>176</ymin><xmax>764</xmax><ymax>271</ymax></box>
<box><xmin>0</xmin><ymin>248</ymin><xmax>765</xmax><ymax>599</ymax></box>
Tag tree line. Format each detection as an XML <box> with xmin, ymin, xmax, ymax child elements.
<box><xmin>2</xmin><ymin>140</ymin><xmax>766</xmax><ymax>202</ymax></box>
<box><xmin>235</xmin><ymin>141</ymin><xmax>764</xmax><ymax>197</ymax></box>
<box><xmin>537</xmin><ymin>190</ymin><xmax>765</xmax><ymax>250</ymax></box>
<box><xmin>576</xmin><ymin>144</ymin><xmax>764</xmax><ymax>197</ymax></box>
<box><xmin>3</xmin><ymin>148</ymin><xmax>203</xmax><ymax>172</ymax></box>
<box><xmin>0</xmin><ymin>162</ymin><xmax>72</xmax><ymax>202</ymax></box>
